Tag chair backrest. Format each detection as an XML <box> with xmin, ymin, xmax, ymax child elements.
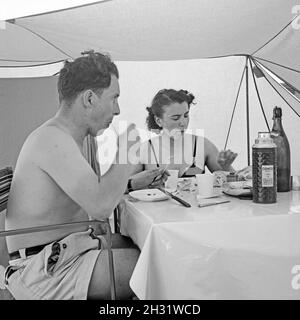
<box><xmin>0</xmin><ymin>167</ymin><xmax>13</xmax><ymax>213</ymax></box>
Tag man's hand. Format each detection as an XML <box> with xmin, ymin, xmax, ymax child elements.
<box><xmin>131</xmin><ymin>168</ymin><xmax>169</xmax><ymax>190</ymax></box>
<box><xmin>217</xmin><ymin>149</ymin><xmax>238</xmax><ymax>170</ymax></box>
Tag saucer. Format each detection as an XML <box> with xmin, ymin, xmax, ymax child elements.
<box><xmin>222</xmin><ymin>180</ymin><xmax>252</xmax><ymax>198</ymax></box>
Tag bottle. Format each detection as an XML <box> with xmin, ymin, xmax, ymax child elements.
<box><xmin>270</xmin><ymin>107</ymin><xmax>291</xmax><ymax>192</ymax></box>
<box><xmin>252</xmin><ymin>132</ymin><xmax>277</xmax><ymax>203</ymax></box>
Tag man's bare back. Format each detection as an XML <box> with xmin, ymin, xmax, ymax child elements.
<box><xmin>6</xmin><ymin>121</ymin><xmax>91</xmax><ymax>252</ymax></box>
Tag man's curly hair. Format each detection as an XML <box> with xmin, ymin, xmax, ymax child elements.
<box><xmin>57</xmin><ymin>50</ymin><xmax>119</xmax><ymax>104</ymax></box>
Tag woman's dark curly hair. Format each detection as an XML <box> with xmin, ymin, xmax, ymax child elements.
<box><xmin>146</xmin><ymin>89</ymin><xmax>195</xmax><ymax>131</ymax></box>
<box><xmin>57</xmin><ymin>50</ymin><xmax>119</xmax><ymax>105</ymax></box>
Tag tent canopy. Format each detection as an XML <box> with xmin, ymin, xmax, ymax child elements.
<box><xmin>1</xmin><ymin>0</ymin><xmax>300</xmax><ymax>90</ymax></box>
<box><xmin>0</xmin><ymin>0</ymin><xmax>299</xmax><ymax>62</ymax></box>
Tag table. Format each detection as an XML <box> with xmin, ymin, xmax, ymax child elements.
<box><xmin>121</xmin><ymin>189</ymin><xmax>300</xmax><ymax>299</ymax></box>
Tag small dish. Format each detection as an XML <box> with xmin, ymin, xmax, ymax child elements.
<box><xmin>222</xmin><ymin>187</ymin><xmax>252</xmax><ymax>197</ymax></box>
<box><xmin>225</xmin><ymin>180</ymin><xmax>252</xmax><ymax>189</ymax></box>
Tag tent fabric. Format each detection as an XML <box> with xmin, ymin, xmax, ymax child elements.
<box><xmin>0</xmin><ymin>76</ymin><xmax>59</xmax><ymax>167</ymax></box>
<box><xmin>253</xmin><ymin>15</ymin><xmax>300</xmax><ymax>95</ymax></box>
<box><xmin>0</xmin><ymin>0</ymin><xmax>299</xmax><ymax>65</ymax></box>
<box><xmin>0</xmin><ymin>22</ymin><xmax>66</xmax><ymax>67</ymax></box>
<box><xmin>254</xmin><ymin>59</ymin><xmax>300</xmax><ymax>116</ymax></box>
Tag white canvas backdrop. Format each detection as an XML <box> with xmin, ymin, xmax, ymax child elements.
<box><xmin>99</xmin><ymin>57</ymin><xmax>300</xmax><ymax>175</ymax></box>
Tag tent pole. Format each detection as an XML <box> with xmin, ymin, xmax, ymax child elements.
<box><xmin>245</xmin><ymin>55</ymin><xmax>250</xmax><ymax>166</ymax></box>
<box><xmin>249</xmin><ymin>58</ymin><xmax>270</xmax><ymax>132</ymax></box>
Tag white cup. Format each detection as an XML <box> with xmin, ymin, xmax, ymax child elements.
<box><xmin>196</xmin><ymin>173</ymin><xmax>215</xmax><ymax>198</ymax></box>
<box><xmin>165</xmin><ymin>169</ymin><xmax>179</xmax><ymax>192</ymax></box>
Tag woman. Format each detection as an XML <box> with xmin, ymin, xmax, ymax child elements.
<box><xmin>138</xmin><ymin>89</ymin><xmax>237</xmax><ymax>177</ymax></box>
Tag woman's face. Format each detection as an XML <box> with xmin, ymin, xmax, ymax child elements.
<box><xmin>155</xmin><ymin>101</ymin><xmax>190</xmax><ymax>133</ymax></box>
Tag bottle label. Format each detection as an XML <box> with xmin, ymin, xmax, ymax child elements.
<box><xmin>262</xmin><ymin>165</ymin><xmax>274</xmax><ymax>187</ymax></box>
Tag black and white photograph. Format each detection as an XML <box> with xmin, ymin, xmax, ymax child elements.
<box><xmin>0</xmin><ymin>0</ymin><xmax>300</xmax><ymax>311</ymax></box>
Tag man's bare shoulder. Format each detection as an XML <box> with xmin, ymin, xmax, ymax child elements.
<box><xmin>29</xmin><ymin>121</ymin><xmax>72</xmax><ymax>143</ymax></box>
<box><xmin>17</xmin><ymin>121</ymin><xmax>82</xmax><ymax>175</ymax></box>
<box><xmin>24</xmin><ymin>122</ymin><xmax>78</xmax><ymax>155</ymax></box>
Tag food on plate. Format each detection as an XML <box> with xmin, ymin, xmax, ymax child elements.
<box><xmin>177</xmin><ymin>178</ymin><xmax>194</xmax><ymax>191</ymax></box>
<box><xmin>236</xmin><ymin>166</ymin><xmax>252</xmax><ymax>180</ymax></box>
<box><xmin>222</xmin><ymin>180</ymin><xmax>253</xmax><ymax>198</ymax></box>
<box><xmin>213</xmin><ymin>171</ymin><xmax>229</xmax><ymax>187</ymax></box>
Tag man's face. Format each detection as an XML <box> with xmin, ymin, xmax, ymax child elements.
<box><xmin>89</xmin><ymin>74</ymin><xmax>120</xmax><ymax>136</ymax></box>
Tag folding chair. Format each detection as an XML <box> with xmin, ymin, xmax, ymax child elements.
<box><xmin>0</xmin><ymin>166</ymin><xmax>117</xmax><ymax>300</ymax></box>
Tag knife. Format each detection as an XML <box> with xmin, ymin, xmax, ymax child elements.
<box><xmin>158</xmin><ymin>187</ymin><xmax>191</xmax><ymax>207</ymax></box>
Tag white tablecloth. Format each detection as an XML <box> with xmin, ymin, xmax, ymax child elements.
<box><xmin>121</xmin><ymin>190</ymin><xmax>300</xmax><ymax>299</ymax></box>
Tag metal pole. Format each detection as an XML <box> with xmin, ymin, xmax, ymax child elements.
<box><xmin>245</xmin><ymin>55</ymin><xmax>250</xmax><ymax>166</ymax></box>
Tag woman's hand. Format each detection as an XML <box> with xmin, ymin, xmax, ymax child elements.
<box><xmin>131</xmin><ymin>168</ymin><xmax>169</xmax><ymax>190</ymax></box>
<box><xmin>217</xmin><ymin>150</ymin><xmax>238</xmax><ymax>171</ymax></box>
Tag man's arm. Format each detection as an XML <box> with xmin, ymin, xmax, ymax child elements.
<box><xmin>32</xmin><ymin>127</ymin><xmax>136</xmax><ymax>219</ymax></box>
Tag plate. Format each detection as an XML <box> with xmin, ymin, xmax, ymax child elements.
<box><xmin>129</xmin><ymin>189</ymin><xmax>169</xmax><ymax>202</ymax></box>
<box><xmin>222</xmin><ymin>180</ymin><xmax>252</xmax><ymax>198</ymax></box>
<box><xmin>225</xmin><ymin>180</ymin><xmax>252</xmax><ymax>189</ymax></box>
<box><xmin>222</xmin><ymin>187</ymin><xmax>252</xmax><ymax>198</ymax></box>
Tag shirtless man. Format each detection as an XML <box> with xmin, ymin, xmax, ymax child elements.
<box><xmin>4</xmin><ymin>51</ymin><xmax>158</xmax><ymax>300</ymax></box>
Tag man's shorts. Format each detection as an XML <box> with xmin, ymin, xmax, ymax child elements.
<box><xmin>4</xmin><ymin>229</ymin><xmax>102</xmax><ymax>300</ymax></box>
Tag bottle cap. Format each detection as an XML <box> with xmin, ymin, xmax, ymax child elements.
<box><xmin>258</xmin><ymin>132</ymin><xmax>271</xmax><ymax>139</ymax></box>
<box><xmin>254</xmin><ymin>132</ymin><xmax>276</xmax><ymax>147</ymax></box>
<box><xmin>273</xmin><ymin>106</ymin><xmax>282</xmax><ymax>118</ymax></box>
